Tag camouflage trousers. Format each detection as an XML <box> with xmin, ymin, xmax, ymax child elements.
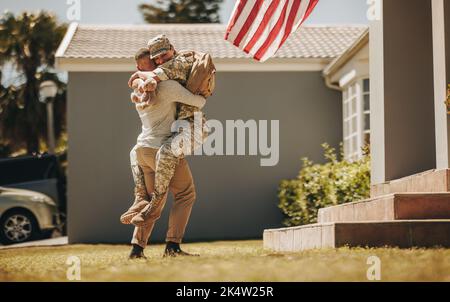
<box><xmin>130</xmin><ymin>112</ymin><xmax>209</xmax><ymax>207</ymax></box>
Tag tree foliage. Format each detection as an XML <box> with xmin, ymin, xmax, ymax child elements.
<box><xmin>139</xmin><ymin>0</ymin><xmax>223</xmax><ymax>23</ymax></box>
<box><xmin>0</xmin><ymin>11</ymin><xmax>67</xmax><ymax>156</ymax></box>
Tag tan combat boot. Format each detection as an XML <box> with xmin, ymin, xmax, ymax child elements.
<box><xmin>120</xmin><ymin>186</ymin><xmax>150</xmax><ymax>225</ymax></box>
<box><xmin>130</xmin><ymin>193</ymin><xmax>163</xmax><ymax>227</ymax></box>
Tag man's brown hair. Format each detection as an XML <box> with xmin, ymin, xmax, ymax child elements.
<box><xmin>135</xmin><ymin>48</ymin><xmax>151</xmax><ymax>61</ymax></box>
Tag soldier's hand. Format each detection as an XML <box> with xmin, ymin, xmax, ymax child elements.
<box><xmin>128</xmin><ymin>71</ymin><xmax>156</xmax><ymax>88</ymax></box>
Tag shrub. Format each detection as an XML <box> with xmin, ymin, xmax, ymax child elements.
<box><xmin>278</xmin><ymin>143</ymin><xmax>370</xmax><ymax>226</ymax></box>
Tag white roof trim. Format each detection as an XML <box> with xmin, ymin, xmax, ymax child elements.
<box><xmin>55</xmin><ymin>22</ymin><xmax>78</xmax><ymax>58</ymax></box>
<box><xmin>55</xmin><ymin>57</ymin><xmax>331</xmax><ymax>72</ymax></box>
<box><xmin>339</xmin><ymin>69</ymin><xmax>357</xmax><ymax>87</ymax></box>
<box><xmin>323</xmin><ymin>29</ymin><xmax>369</xmax><ymax>77</ymax></box>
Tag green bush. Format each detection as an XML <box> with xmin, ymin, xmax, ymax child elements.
<box><xmin>278</xmin><ymin>143</ymin><xmax>370</xmax><ymax>227</ymax></box>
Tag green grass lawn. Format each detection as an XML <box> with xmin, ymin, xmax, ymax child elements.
<box><xmin>1</xmin><ymin>240</ymin><xmax>449</xmax><ymax>281</ymax></box>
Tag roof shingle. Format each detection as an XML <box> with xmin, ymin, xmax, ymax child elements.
<box><xmin>60</xmin><ymin>24</ymin><xmax>367</xmax><ymax>61</ymax></box>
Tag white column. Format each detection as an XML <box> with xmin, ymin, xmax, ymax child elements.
<box><xmin>369</xmin><ymin>7</ymin><xmax>385</xmax><ymax>183</ymax></box>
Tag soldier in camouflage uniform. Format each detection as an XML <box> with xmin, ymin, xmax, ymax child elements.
<box><xmin>129</xmin><ymin>35</ymin><xmax>214</xmax><ymax>227</ymax></box>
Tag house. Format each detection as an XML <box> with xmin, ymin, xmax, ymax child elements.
<box><xmin>323</xmin><ymin>29</ymin><xmax>370</xmax><ymax>161</ymax></box>
<box><xmin>56</xmin><ymin>23</ymin><xmax>368</xmax><ymax>244</ymax></box>
<box><xmin>264</xmin><ymin>0</ymin><xmax>450</xmax><ymax>251</ymax></box>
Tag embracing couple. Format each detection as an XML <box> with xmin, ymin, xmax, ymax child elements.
<box><xmin>119</xmin><ymin>34</ymin><xmax>216</xmax><ymax>259</ymax></box>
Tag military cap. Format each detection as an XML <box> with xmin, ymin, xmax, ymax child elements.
<box><xmin>147</xmin><ymin>34</ymin><xmax>172</xmax><ymax>59</ymax></box>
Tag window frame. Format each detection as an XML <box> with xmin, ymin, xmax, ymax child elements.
<box><xmin>342</xmin><ymin>77</ymin><xmax>370</xmax><ymax>161</ymax></box>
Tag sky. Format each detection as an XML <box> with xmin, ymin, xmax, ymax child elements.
<box><xmin>0</xmin><ymin>0</ymin><xmax>369</xmax><ymax>25</ymax></box>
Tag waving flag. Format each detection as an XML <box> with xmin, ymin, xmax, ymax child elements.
<box><xmin>225</xmin><ymin>0</ymin><xmax>319</xmax><ymax>62</ymax></box>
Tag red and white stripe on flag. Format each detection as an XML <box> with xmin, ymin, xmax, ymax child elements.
<box><xmin>225</xmin><ymin>0</ymin><xmax>319</xmax><ymax>62</ymax></box>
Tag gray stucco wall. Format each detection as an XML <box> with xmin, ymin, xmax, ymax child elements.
<box><xmin>67</xmin><ymin>71</ymin><xmax>341</xmax><ymax>244</ymax></box>
<box><xmin>432</xmin><ymin>0</ymin><xmax>450</xmax><ymax>169</ymax></box>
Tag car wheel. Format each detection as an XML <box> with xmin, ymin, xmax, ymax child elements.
<box><xmin>0</xmin><ymin>210</ymin><xmax>39</xmax><ymax>245</ymax></box>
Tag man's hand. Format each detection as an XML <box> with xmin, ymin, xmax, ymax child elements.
<box><xmin>128</xmin><ymin>71</ymin><xmax>161</xmax><ymax>88</ymax></box>
<box><xmin>142</xmin><ymin>78</ymin><xmax>158</xmax><ymax>93</ymax></box>
<box><xmin>131</xmin><ymin>78</ymin><xmax>144</xmax><ymax>90</ymax></box>
<box><xmin>128</xmin><ymin>72</ymin><xmax>139</xmax><ymax>88</ymax></box>
<box><xmin>128</xmin><ymin>71</ymin><xmax>151</xmax><ymax>88</ymax></box>
<box><xmin>130</xmin><ymin>91</ymin><xmax>140</xmax><ymax>104</ymax></box>
<box><xmin>142</xmin><ymin>92</ymin><xmax>156</xmax><ymax>106</ymax></box>
<box><xmin>131</xmin><ymin>91</ymin><xmax>156</xmax><ymax>106</ymax></box>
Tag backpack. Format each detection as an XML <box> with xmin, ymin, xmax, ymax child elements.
<box><xmin>186</xmin><ymin>51</ymin><xmax>216</xmax><ymax>99</ymax></box>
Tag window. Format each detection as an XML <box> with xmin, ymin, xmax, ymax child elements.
<box><xmin>342</xmin><ymin>78</ymin><xmax>370</xmax><ymax>161</ymax></box>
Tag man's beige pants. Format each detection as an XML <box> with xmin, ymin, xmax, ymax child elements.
<box><xmin>131</xmin><ymin>147</ymin><xmax>196</xmax><ymax>248</ymax></box>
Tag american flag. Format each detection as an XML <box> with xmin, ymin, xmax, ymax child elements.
<box><xmin>225</xmin><ymin>0</ymin><xmax>319</xmax><ymax>62</ymax></box>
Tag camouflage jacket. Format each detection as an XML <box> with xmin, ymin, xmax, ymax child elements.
<box><xmin>152</xmin><ymin>50</ymin><xmax>195</xmax><ymax>85</ymax></box>
<box><xmin>152</xmin><ymin>51</ymin><xmax>199</xmax><ymax>120</ymax></box>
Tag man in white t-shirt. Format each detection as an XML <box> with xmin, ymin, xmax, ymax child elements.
<box><xmin>121</xmin><ymin>52</ymin><xmax>206</xmax><ymax>259</ymax></box>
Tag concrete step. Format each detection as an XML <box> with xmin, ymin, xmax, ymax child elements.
<box><xmin>371</xmin><ymin>169</ymin><xmax>450</xmax><ymax>197</ymax></box>
<box><xmin>263</xmin><ymin>220</ymin><xmax>450</xmax><ymax>251</ymax></box>
<box><xmin>318</xmin><ymin>193</ymin><xmax>450</xmax><ymax>223</ymax></box>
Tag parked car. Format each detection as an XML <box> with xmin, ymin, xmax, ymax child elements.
<box><xmin>0</xmin><ymin>187</ymin><xmax>62</xmax><ymax>245</ymax></box>
<box><xmin>0</xmin><ymin>153</ymin><xmax>67</xmax><ymax>231</ymax></box>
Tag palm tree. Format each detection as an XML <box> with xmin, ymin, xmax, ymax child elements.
<box><xmin>139</xmin><ymin>0</ymin><xmax>223</xmax><ymax>24</ymax></box>
<box><xmin>0</xmin><ymin>11</ymin><xmax>67</xmax><ymax>155</ymax></box>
